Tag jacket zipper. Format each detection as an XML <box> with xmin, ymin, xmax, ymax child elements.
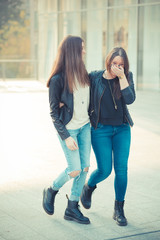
<box><xmin>95</xmin><ymin>86</ymin><xmax>106</xmax><ymax>129</ymax></box>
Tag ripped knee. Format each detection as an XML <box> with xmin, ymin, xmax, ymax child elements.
<box><xmin>84</xmin><ymin>167</ymin><xmax>89</xmax><ymax>172</ymax></box>
<box><xmin>69</xmin><ymin>170</ymin><xmax>81</xmax><ymax>178</ymax></box>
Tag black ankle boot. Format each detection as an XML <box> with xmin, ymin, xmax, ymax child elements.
<box><xmin>113</xmin><ymin>200</ymin><xmax>128</xmax><ymax>226</ymax></box>
<box><xmin>64</xmin><ymin>199</ymin><xmax>90</xmax><ymax>224</ymax></box>
<box><xmin>42</xmin><ymin>187</ymin><xmax>58</xmax><ymax>215</ymax></box>
<box><xmin>80</xmin><ymin>183</ymin><xmax>96</xmax><ymax>209</ymax></box>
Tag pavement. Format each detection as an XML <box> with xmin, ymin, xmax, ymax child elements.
<box><xmin>0</xmin><ymin>80</ymin><xmax>160</xmax><ymax>240</ymax></box>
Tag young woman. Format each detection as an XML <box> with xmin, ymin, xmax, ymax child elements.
<box><xmin>81</xmin><ymin>47</ymin><xmax>136</xmax><ymax>226</ymax></box>
<box><xmin>43</xmin><ymin>35</ymin><xmax>91</xmax><ymax>224</ymax></box>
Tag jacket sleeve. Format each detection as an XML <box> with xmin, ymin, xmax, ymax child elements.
<box><xmin>121</xmin><ymin>72</ymin><xmax>136</xmax><ymax>105</ymax></box>
<box><xmin>49</xmin><ymin>76</ymin><xmax>70</xmax><ymax>140</ymax></box>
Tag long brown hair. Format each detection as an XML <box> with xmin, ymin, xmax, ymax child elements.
<box><xmin>46</xmin><ymin>35</ymin><xmax>89</xmax><ymax>92</ymax></box>
<box><xmin>105</xmin><ymin>47</ymin><xmax>129</xmax><ymax>99</ymax></box>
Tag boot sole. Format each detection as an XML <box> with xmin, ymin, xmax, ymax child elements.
<box><xmin>113</xmin><ymin>216</ymin><xmax>127</xmax><ymax>226</ymax></box>
<box><xmin>42</xmin><ymin>189</ymin><xmax>54</xmax><ymax>215</ymax></box>
<box><xmin>80</xmin><ymin>197</ymin><xmax>91</xmax><ymax>209</ymax></box>
<box><xmin>64</xmin><ymin>215</ymin><xmax>90</xmax><ymax>224</ymax></box>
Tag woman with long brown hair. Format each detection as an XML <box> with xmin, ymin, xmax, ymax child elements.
<box><xmin>81</xmin><ymin>47</ymin><xmax>136</xmax><ymax>226</ymax></box>
<box><xmin>43</xmin><ymin>35</ymin><xmax>91</xmax><ymax>224</ymax></box>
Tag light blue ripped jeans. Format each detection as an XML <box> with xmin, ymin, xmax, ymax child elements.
<box><xmin>52</xmin><ymin>122</ymin><xmax>91</xmax><ymax>202</ymax></box>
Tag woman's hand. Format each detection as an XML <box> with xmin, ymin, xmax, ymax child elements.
<box><xmin>111</xmin><ymin>65</ymin><xmax>129</xmax><ymax>90</ymax></box>
<box><xmin>65</xmin><ymin>136</ymin><xmax>79</xmax><ymax>151</ymax></box>
<box><xmin>59</xmin><ymin>102</ymin><xmax>64</xmax><ymax>108</ymax></box>
<box><xmin>111</xmin><ymin>65</ymin><xmax>125</xmax><ymax>78</ymax></box>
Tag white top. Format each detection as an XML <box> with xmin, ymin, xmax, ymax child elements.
<box><xmin>66</xmin><ymin>81</ymin><xmax>90</xmax><ymax>130</ymax></box>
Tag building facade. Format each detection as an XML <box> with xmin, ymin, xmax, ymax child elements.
<box><xmin>34</xmin><ymin>0</ymin><xmax>160</xmax><ymax>91</ymax></box>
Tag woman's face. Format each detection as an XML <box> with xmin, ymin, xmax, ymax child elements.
<box><xmin>110</xmin><ymin>56</ymin><xmax>124</xmax><ymax>76</ymax></box>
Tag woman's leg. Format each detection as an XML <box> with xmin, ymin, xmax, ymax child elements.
<box><xmin>53</xmin><ymin>131</ymin><xmax>82</xmax><ymax>192</ymax></box>
<box><xmin>112</xmin><ymin>124</ymin><xmax>131</xmax><ymax>226</ymax></box>
<box><xmin>43</xmin><ymin>131</ymin><xmax>81</xmax><ymax>216</ymax></box>
<box><xmin>61</xmin><ymin>123</ymin><xmax>91</xmax><ymax>224</ymax></box>
<box><xmin>113</xmin><ymin>124</ymin><xmax>131</xmax><ymax>201</ymax></box>
<box><xmin>80</xmin><ymin>124</ymin><xmax>113</xmax><ymax>209</ymax></box>
<box><xmin>88</xmin><ymin>124</ymin><xmax>113</xmax><ymax>187</ymax></box>
<box><xmin>53</xmin><ymin>123</ymin><xmax>91</xmax><ymax>201</ymax></box>
<box><xmin>70</xmin><ymin>123</ymin><xmax>91</xmax><ymax>201</ymax></box>
<box><xmin>43</xmin><ymin>124</ymin><xmax>91</xmax><ymax>222</ymax></box>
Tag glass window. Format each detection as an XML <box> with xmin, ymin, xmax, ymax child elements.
<box><xmin>86</xmin><ymin>0</ymin><xmax>107</xmax><ymax>9</ymax></box>
<box><xmin>48</xmin><ymin>0</ymin><xmax>57</xmax><ymax>12</ymax></box>
<box><xmin>139</xmin><ymin>0</ymin><xmax>160</xmax><ymax>3</ymax></box>
<box><xmin>108</xmin><ymin>8</ymin><xmax>130</xmax><ymax>50</ymax></box>
<box><xmin>106</xmin><ymin>6</ymin><xmax>138</xmax><ymax>83</ymax></box>
<box><xmin>39</xmin><ymin>0</ymin><xmax>57</xmax><ymax>13</ymax></box>
<box><xmin>85</xmin><ymin>9</ymin><xmax>104</xmax><ymax>72</ymax></box>
<box><xmin>58</xmin><ymin>0</ymin><xmax>81</xmax><ymax>11</ymax></box>
<box><xmin>58</xmin><ymin>12</ymin><xmax>81</xmax><ymax>41</ymax></box>
<box><xmin>137</xmin><ymin>4</ymin><xmax>160</xmax><ymax>90</ymax></box>
<box><xmin>81</xmin><ymin>0</ymin><xmax>87</xmax><ymax>9</ymax></box>
<box><xmin>108</xmin><ymin>0</ymin><xmax>137</xmax><ymax>7</ymax></box>
<box><xmin>38</xmin><ymin>0</ymin><xmax>58</xmax><ymax>80</ymax></box>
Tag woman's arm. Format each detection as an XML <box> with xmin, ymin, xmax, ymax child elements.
<box><xmin>111</xmin><ymin>65</ymin><xmax>136</xmax><ymax>105</ymax></box>
<box><xmin>120</xmin><ymin>72</ymin><xmax>136</xmax><ymax>105</ymax></box>
<box><xmin>49</xmin><ymin>77</ymin><xmax>70</xmax><ymax>140</ymax></box>
<box><xmin>49</xmin><ymin>77</ymin><xmax>78</xmax><ymax>150</ymax></box>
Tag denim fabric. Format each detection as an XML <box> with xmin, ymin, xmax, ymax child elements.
<box><xmin>52</xmin><ymin>122</ymin><xmax>91</xmax><ymax>201</ymax></box>
<box><xmin>88</xmin><ymin>123</ymin><xmax>131</xmax><ymax>201</ymax></box>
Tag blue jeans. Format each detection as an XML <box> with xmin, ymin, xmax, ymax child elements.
<box><xmin>52</xmin><ymin>123</ymin><xmax>91</xmax><ymax>202</ymax></box>
<box><xmin>88</xmin><ymin>123</ymin><xmax>131</xmax><ymax>201</ymax></box>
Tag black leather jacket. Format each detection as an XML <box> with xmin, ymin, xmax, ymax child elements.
<box><xmin>89</xmin><ymin>70</ymin><xmax>136</xmax><ymax>129</ymax></box>
<box><xmin>49</xmin><ymin>73</ymin><xmax>74</xmax><ymax>140</ymax></box>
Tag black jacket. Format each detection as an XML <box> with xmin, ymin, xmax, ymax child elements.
<box><xmin>89</xmin><ymin>70</ymin><xmax>136</xmax><ymax>128</ymax></box>
<box><xmin>49</xmin><ymin>73</ymin><xmax>73</xmax><ymax>140</ymax></box>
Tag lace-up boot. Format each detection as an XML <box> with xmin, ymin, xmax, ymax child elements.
<box><xmin>113</xmin><ymin>200</ymin><xmax>128</xmax><ymax>226</ymax></box>
<box><xmin>64</xmin><ymin>199</ymin><xmax>90</xmax><ymax>224</ymax></box>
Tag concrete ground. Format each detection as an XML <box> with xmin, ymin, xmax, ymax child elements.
<box><xmin>0</xmin><ymin>80</ymin><xmax>160</xmax><ymax>240</ymax></box>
